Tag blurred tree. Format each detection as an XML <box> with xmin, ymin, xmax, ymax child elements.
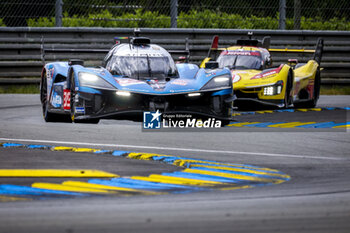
<box><xmin>0</xmin><ymin>0</ymin><xmax>54</xmax><ymax>27</ymax></box>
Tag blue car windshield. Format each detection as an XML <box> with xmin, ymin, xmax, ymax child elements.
<box><xmin>108</xmin><ymin>55</ymin><xmax>177</xmax><ymax>80</ymax></box>
<box><xmin>217</xmin><ymin>55</ymin><xmax>263</xmax><ymax>70</ymax></box>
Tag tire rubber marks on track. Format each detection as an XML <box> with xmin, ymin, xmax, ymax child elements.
<box><xmin>0</xmin><ymin>143</ymin><xmax>290</xmax><ymax>202</ymax></box>
<box><xmin>232</xmin><ymin>107</ymin><xmax>350</xmax><ymax>116</ymax></box>
<box><xmin>228</xmin><ymin>121</ymin><xmax>350</xmax><ymax>128</ymax></box>
<box><xmin>230</xmin><ymin>107</ymin><xmax>350</xmax><ymax>128</ymax></box>
<box><xmin>0</xmin><ymin>139</ymin><xmax>345</xmax><ymax>161</ymax></box>
<box><xmin>0</xmin><ymin>195</ymin><xmax>30</xmax><ymax>202</ymax></box>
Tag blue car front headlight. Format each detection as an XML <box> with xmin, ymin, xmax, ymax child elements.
<box><xmin>78</xmin><ymin>72</ymin><xmax>115</xmax><ymax>90</ymax></box>
<box><xmin>201</xmin><ymin>74</ymin><xmax>231</xmax><ymax>90</ymax></box>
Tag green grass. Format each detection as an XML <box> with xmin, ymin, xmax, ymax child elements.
<box><xmin>0</xmin><ymin>85</ymin><xmax>40</xmax><ymax>94</ymax></box>
<box><xmin>320</xmin><ymin>85</ymin><xmax>350</xmax><ymax>95</ymax></box>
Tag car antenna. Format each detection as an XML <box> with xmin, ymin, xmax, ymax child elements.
<box><xmin>248</xmin><ymin>32</ymin><xmax>253</xmax><ymax>51</ymax></box>
<box><xmin>248</xmin><ymin>32</ymin><xmax>253</xmax><ymax>52</ymax></box>
<box><xmin>136</xmin><ymin>45</ymin><xmax>140</xmax><ymax>80</ymax></box>
<box><xmin>248</xmin><ymin>31</ymin><xmax>253</xmax><ymax>40</ymax></box>
<box><xmin>146</xmin><ymin>54</ymin><xmax>152</xmax><ymax>78</ymax></box>
<box><xmin>134</xmin><ymin>28</ymin><xmax>141</xmax><ymax>37</ymax></box>
<box><xmin>133</xmin><ymin>28</ymin><xmax>141</xmax><ymax>80</ymax></box>
<box><xmin>130</xmin><ymin>28</ymin><xmax>141</xmax><ymax>50</ymax></box>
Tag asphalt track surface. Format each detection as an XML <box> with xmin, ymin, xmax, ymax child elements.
<box><xmin>0</xmin><ymin>94</ymin><xmax>350</xmax><ymax>233</ymax></box>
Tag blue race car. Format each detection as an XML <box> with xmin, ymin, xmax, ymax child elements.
<box><xmin>40</xmin><ymin>35</ymin><xmax>234</xmax><ymax>124</ymax></box>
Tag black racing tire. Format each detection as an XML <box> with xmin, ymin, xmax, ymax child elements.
<box><xmin>40</xmin><ymin>72</ymin><xmax>70</xmax><ymax>122</ymax></box>
<box><xmin>283</xmin><ymin>69</ymin><xmax>294</xmax><ymax>108</ymax></box>
<box><xmin>294</xmin><ymin>68</ymin><xmax>320</xmax><ymax>108</ymax></box>
<box><xmin>72</xmin><ymin>117</ymin><xmax>100</xmax><ymax>124</ymax></box>
<box><xmin>221</xmin><ymin>120</ymin><xmax>231</xmax><ymax>126</ymax></box>
<box><xmin>70</xmin><ymin>73</ymin><xmax>100</xmax><ymax>124</ymax></box>
<box><xmin>314</xmin><ymin>68</ymin><xmax>321</xmax><ymax>101</ymax></box>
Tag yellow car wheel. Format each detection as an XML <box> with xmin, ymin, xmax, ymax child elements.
<box><xmin>294</xmin><ymin>68</ymin><xmax>320</xmax><ymax>108</ymax></box>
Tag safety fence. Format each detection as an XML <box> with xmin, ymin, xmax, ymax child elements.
<box><xmin>0</xmin><ymin>0</ymin><xmax>349</xmax><ymax>30</ymax></box>
<box><xmin>0</xmin><ymin>27</ymin><xmax>349</xmax><ymax>84</ymax></box>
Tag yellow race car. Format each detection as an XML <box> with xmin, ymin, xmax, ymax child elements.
<box><xmin>200</xmin><ymin>35</ymin><xmax>324</xmax><ymax>109</ymax></box>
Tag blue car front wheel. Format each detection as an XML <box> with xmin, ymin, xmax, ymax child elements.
<box><xmin>69</xmin><ymin>74</ymin><xmax>99</xmax><ymax>124</ymax></box>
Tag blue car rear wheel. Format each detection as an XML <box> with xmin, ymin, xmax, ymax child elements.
<box><xmin>41</xmin><ymin>72</ymin><xmax>70</xmax><ymax>122</ymax></box>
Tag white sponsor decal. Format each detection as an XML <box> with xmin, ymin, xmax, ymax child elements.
<box><xmin>188</xmin><ymin>64</ymin><xmax>196</xmax><ymax>70</ymax></box>
<box><xmin>171</xmin><ymin>80</ymin><xmax>188</xmax><ymax>86</ymax></box>
<box><xmin>116</xmin><ymin>79</ymin><xmax>145</xmax><ymax>86</ymax></box>
<box><xmin>232</xmin><ymin>74</ymin><xmax>241</xmax><ymax>83</ymax></box>
<box><xmin>51</xmin><ymin>93</ymin><xmax>62</xmax><ymax>107</ymax></box>
<box><xmin>75</xmin><ymin>107</ymin><xmax>85</xmax><ymax>114</ymax></box>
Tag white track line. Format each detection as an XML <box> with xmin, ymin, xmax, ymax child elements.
<box><xmin>0</xmin><ymin>137</ymin><xmax>346</xmax><ymax>161</ymax></box>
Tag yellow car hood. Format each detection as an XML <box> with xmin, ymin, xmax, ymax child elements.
<box><xmin>231</xmin><ymin>67</ymin><xmax>284</xmax><ymax>90</ymax></box>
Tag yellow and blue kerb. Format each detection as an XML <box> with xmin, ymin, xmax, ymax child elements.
<box><xmin>0</xmin><ymin>142</ymin><xmax>290</xmax><ymax>202</ymax></box>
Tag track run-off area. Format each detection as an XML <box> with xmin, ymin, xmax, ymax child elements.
<box><xmin>0</xmin><ymin>94</ymin><xmax>349</xmax><ymax>233</ymax></box>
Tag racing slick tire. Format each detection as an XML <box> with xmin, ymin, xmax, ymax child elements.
<box><xmin>40</xmin><ymin>72</ymin><xmax>71</xmax><ymax>122</ymax></box>
<box><xmin>220</xmin><ymin>120</ymin><xmax>231</xmax><ymax>126</ymax></box>
<box><xmin>69</xmin><ymin>73</ymin><xmax>99</xmax><ymax>124</ymax></box>
<box><xmin>283</xmin><ymin>69</ymin><xmax>294</xmax><ymax>108</ymax></box>
<box><xmin>294</xmin><ymin>68</ymin><xmax>320</xmax><ymax>108</ymax></box>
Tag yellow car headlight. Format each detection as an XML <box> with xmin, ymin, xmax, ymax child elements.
<box><xmin>263</xmin><ymin>81</ymin><xmax>283</xmax><ymax>96</ymax></box>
